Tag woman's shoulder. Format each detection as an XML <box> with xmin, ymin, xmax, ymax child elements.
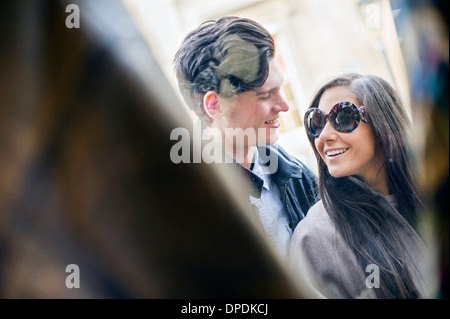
<box><xmin>289</xmin><ymin>200</ymin><xmax>374</xmax><ymax>298</ymax></box>
<box><xmin>293</xmin><ymin>200</ymin><xmax>335</xmax><ymax>237</ymax></box>
<box><xmin>290</xmin><ymin>200</ymin><xmax>339</xmax><ymax>257</ymax></box>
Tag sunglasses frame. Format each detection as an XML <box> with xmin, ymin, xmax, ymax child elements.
<box><xmin>304</xmin><ymin>101</ymin><xmax>369</xmax><ymax>138</ymax></box>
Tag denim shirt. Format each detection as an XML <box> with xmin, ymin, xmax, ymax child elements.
<box><xmin>241</xmin><ymin>144</ymin><xmax>319</xmax><ymax>233</ymax></box>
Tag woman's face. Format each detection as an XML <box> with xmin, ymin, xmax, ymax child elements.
<box><xmin>315</xmin><ymin>86</ymin><xmax>386</xmax><ymax>190</ymax></box>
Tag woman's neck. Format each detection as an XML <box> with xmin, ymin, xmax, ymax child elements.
<box><xmin>366</xmin><ymin>165</ymin><xmax>390</xmax><ymax>196</ymax></box>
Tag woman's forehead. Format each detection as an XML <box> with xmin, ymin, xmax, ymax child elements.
<box><xmin>319</xmin><ymin>86</ymin><xmax>360</xmax><ymax>112</ymax></box>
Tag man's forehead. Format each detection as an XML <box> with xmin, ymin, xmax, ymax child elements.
<box><xmin>256</xmin><ymin>60</ymin><xmax>284</xmax><ymax>92</ymax></box>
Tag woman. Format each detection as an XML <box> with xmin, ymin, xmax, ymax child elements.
<box><xmin>289</xmin><ymin>73</ymin><xmax>433</xmax><ymax>298</ymax></box>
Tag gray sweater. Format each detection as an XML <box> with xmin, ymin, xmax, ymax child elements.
<box><xmin>288</xmin><ymin>199</ymin><xmax>433</xmax><ymax>298</ymax></box>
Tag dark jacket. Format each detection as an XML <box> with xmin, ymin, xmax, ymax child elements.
<box><xmin>239</xmin><ymin>144</ymin><xmax>319</xmax><ymax>232</ymax></box>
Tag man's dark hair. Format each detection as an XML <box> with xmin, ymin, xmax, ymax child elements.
<box><xmin>174</xmin><ymin>16</ymin><xmax>275</xmax><ymax>123</ymax></box>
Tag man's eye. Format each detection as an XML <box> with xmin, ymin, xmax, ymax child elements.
<box><xmin>260</xmin><ymin>94</ymin><xmax>270</xmax><ymax>100</ymax></box>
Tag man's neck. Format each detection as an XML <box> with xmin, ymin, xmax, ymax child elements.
<box><xmin>225</xmin><ymin>143</ymin><xmax>256</xmax><ymax>170</ymax></box>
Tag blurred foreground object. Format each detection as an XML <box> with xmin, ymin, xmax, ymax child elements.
<box><xmin>0</xmin><ymin>0</ymin><xmax>304</xmax><ymax>298</ymax></box>
<box><xmin>395</xmin><ymin>0</ymin><xmax>449</xmax><ymax>298</ymax></box>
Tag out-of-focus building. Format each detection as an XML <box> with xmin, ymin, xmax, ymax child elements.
<box><xmin>125</xmin><ymin>0</ymin><xmax>410</xmax><ymax>172</ymax></box>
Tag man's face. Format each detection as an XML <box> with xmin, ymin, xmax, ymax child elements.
<box><xmin>217</xmin><ymin>59</ymin><xmax>290</xmax><ymax>147</ymax></box>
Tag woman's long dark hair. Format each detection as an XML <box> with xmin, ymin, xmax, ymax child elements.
<box><xmin>307</xmin><ymin>74</ymin><xmax>425</xmax><ymax>298</ymax></box>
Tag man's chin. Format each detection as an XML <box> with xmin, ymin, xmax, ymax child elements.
<box><xmin>256</xmin><ymin>136</ymin><xmax>279</xmax><ymax>146</ymax></box>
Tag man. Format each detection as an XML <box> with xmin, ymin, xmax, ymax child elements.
<box><xmin>174</xmin><ymin>16</ymin><xmax>318</xmax><ymax>260</ymax></box>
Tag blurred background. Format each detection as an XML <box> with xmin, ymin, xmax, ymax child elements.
<box><xmin>0</xmin><ymin>0</ymin><xmax>447</xmax><ymax>298</ymax></box>
<box><xmin>126</xmin><ymin>0</ymin><xmax>415</xmax><ymax>170</ymax></box>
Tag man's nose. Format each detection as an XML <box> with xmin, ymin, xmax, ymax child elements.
<box><xmin>274</xmin><ymin>93</ymin><xmax>290</xmax><ymax>113</ymax></box>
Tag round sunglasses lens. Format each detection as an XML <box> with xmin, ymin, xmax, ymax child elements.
<box><xmin>305</xmin><ymin>109</ymin><xmax>325</xmax><ymax>137</ymax></box>
<box><xmin>331</xmin><ymin>103</ymin><xmax>360</xmax><ymax>132</ymax></box>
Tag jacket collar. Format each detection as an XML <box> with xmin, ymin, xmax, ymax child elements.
<box><xmin>234</xmin><ymin>145</ymin><xmax>303</xmax><ymax>198</ymax></box>
<box><xmin>256</xmin><ymin>145</ymin><xmax>303</xmax><ymax>183</ymax></box>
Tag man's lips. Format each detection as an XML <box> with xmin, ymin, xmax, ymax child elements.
<box><xmin>265</xmin><ymin>117</ymin><xmax>280</xmax><ymax>126</ymax></box>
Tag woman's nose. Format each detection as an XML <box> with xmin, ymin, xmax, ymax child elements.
<box><xmin>317</xmin><ymin>120</ymin><xmax>338</xmax><ymax>142</ymax></box>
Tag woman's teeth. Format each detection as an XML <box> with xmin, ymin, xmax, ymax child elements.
<box><xmin>265</xmin><ymin>119</ymin><xmax>277</xmax><ymax>124</ymax></box>
<box><xmin>326</xmin><ymin>148</ymin><xmax>348</xmax><ymax>156</ymax></box>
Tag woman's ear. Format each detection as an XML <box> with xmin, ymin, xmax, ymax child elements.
<box><xmin>203</xmin><ymin>91</ymin><xmax>223</xmax><ymax>120</ymax></box>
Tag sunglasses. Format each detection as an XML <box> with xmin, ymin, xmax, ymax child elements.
<box><xmin>304</xmin><ymin>101</ymin><xmax>369</xmax><ymax>138</ymax></box>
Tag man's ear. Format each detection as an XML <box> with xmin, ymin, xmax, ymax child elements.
<box><xmin>203</xmin><ymin>91</ymin><xmax>223</xmax><ymax>120</ymax></box>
